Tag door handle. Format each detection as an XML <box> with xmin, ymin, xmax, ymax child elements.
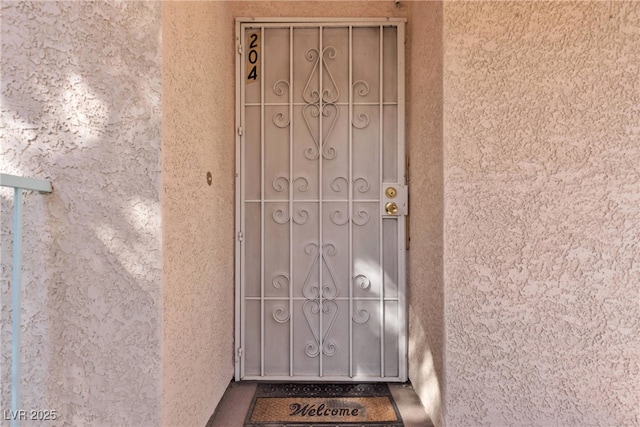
<box><xmin>385</xmin><ymin>202</ymin><xmax>399</xmax><ymax>215</ymax></box>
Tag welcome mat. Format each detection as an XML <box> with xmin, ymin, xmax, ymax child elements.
<box><xmin>244</xmin><ymin>383</ymin><xmax>403</xmax><ymax>427</ymax></box>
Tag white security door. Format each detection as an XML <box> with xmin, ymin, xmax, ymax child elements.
<box><xmin>235</xmin><ymin>19</ymin><xmax>407</xmax><ymax>381</ymax></box>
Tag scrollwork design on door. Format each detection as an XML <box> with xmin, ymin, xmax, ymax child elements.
<box><xmin>272</xmin><ymin>207</ymin><xmax>310</xmax><ymax>225</ymax></box>
<box><xmin>330</xmin><ymin>208</ymin><xmax>349</xmax><ymax>226</ymax></box>
<box><xmin>352</xmin><ymin>275</ymin><xmax>371</xmax><ymax>324</ymax></box>
<box><xmin>272</xmin><ymin>273</ymin><xmax>290</xmax><ymax>290</ymax></box>
<box><xmin>273</xmin><ymin>112</ymin><xmax>290</xmax><ymax>128</ymax></box>
<box><xmin>303</xmin><ymin>47</ymin><xmax>339</xmax><ymax>105</ymax></box>
<box><xmin>302</xmin><ymin>47</ymin><xmax>340</xmax><ymax>160</ymax></box>
<box><xmin>328</xmin><ymin>207</ymin><xmax>370</xmax><ymax>226</ymax></box>
<box><xmin>301</xmin><ymin>242</ymin><xmax>340</xmax><ymax>358</ymax></box>
<box><xmin>273</xmin><ymin>306</ymin><xmax>290</xmax><ymax>324</ymax></box>
<box><xmin>353</xmin><ymin>274</ymin><xmax>371</xmax><ymax>290</ymax></box>
<box><xmin>352</xmin><ymin>80</ymin><xmax>371</xmax><ymax>129</ymax></box>
<box><xmin>353</xmin><ymin>307</ymin><xmax>370</xmax><ymax>324</ymax></box>
<box><xmin>272</xmin><ymin>175</ymin><xmax>310</xmax><ymax>193</ymax></box>
<box><xmin>352</xmin><ymin>209</ymin><xmax>370</xmax><ymax>226</ymax></box>
<box><xmin>353</xmin><ymin>177</ymin><xmax>370</xmax><ymax>193</ymax></box>
<box><xmin>272</xmin><ymin>208</ymin><xmax>290</xmax><ymax>224</ymax></box>
<box><xmin>330</xmin><ymin>176</ymin><xmax>349</xmax><ymax>193</ymax></box>
<box><xmin>272</xmin><ymin>80</ymin><xmax>290</xmax><ymax>128</ymax></box>
<box><xmin>329</xmin><ymin>176</ymin><xmax>370</xmax><ymax>194</ymax></box>
<box><xmin>328</xmin><ymin>177</ymin><xmax>372</xmax><ymax>226</ymax></box>
<box><xmin>274</xmin><ymin>79</ymin><xmax>289</xmax><ymax>97</ymax></box>
<box><xmin>303</xmin><ymin>299</ymin><xmax>339</xmax><ymax>357</ymax></box>
<box><xmin>293</xmin><ymin>208</ymin><xmax>310</xmax><ymax>225</ymax></box>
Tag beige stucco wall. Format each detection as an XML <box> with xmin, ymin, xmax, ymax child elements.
<box><xmin>161</xmin><ymin>2</ymin><xmax>236</xmax><ymax>426</ymax></box>
<box><xmin>161</xmin><ymin>2</ymin><xmax>445</xmax><ymax>426</ymax></box>
<box><xmin>406</xmin><ymin>2</ymin><xmax>444</xmax><ymax>426</ymax></box>
<box><xmin>1</xmin><ymin>2</ymin><xmax>162</xmax><ymax>425</ymax></box>
<box><xmin>443</xmin><ymin>2</ymin><xmax>640</xmax><ymax>425</ymax></box>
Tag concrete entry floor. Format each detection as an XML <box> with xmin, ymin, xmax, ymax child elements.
<box><xmin>206</xmin><ymin>381</ymin><xmax>434</xmax><ymax>427</ymax></box>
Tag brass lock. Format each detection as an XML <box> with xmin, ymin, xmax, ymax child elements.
<box><xmin>385</xmin><ymin>187</ymin><xmax>397</xmax><ymax>198</ymax></box>
<box><xmin>385</xmin><ymin>202</ymin><xmax>399</xmax><ymax>215</ymax></box>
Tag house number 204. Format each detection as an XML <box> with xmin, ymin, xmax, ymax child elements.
<box><xmin>246</xmin><ymin>32</ymin><xmax>260</xmax><ymax>83</ymax></box>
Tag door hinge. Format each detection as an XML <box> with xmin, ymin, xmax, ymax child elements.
<box><xmin>237</xmin><ymin>231</ymin><xmax>244</xmax><ymax>242</ymax></box>
<box><xmin>405</xmin><ymin>155</ymin><xmax>410</xmax><ymax>184</ymax></box>
<box><xmin>237</xmin><ymin>44</ymin><xmax>243</xmax><ymax>54</ymax></box>
<box><xmin>236</xmin><ymin>348</ymin><xmax>244</xmax><ymax>359</ymax></box>
<box><xmin>237</xmin><ymin>126</ymin><xmax>243</xmax><ymax>136</ymax></box>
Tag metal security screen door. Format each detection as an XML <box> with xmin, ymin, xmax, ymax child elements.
<box><xmin>235</xmin><ymin>18</ymin><xmax>407</xmax><ymax>381</ymax></box>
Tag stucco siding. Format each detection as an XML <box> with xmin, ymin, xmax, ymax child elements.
<box><xmin>161</xmin><ymin>2</ymin><xmax>236</xmax><ymax>426</ymax></box>
<box><xmin>1</xmin><ymin>2</ymin><xmax>162</xmax><ymax>425</ymax></box>
<box><xmin>443</xmin><ymin>2</ymin><xmax>640</xmax><ymax>425</ymax></box>
<box><xmin>406</xmin><ymin>2</ymin><xmax>445</xmax><ymax>426</ymax></box>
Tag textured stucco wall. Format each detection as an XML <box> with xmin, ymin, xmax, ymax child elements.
<box><xmin>1</xmin><ymin>2</ymin><xmax>162</xmax><ymax>425</ymax></box>
<box><xmin>443</xmin><ymin>2</ymin><xmax>640</xmax><ymax>426</ymax></box>
<box><xmin>405</xmin><ymin>2</ymin><xmax>444</xmax><ymax>426</ymax></box>
<box><xmin>162</xmin><ymin>2</ymin><xmax>236</xmax><ymax>426</ymax></box>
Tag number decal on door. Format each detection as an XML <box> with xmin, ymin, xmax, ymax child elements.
<box><xmin>246</xmin><ymin>32</ymin><xmax>260</xmax><ymax>83</ymax></box>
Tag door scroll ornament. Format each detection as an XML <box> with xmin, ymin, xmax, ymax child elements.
<box><xmin>272</xmin><ymin>80</ymin><xmax>290</xmax><ymax>128</ymax></box>
<box><xmin>328</xmin><ymin>176</ymin><xmax>371</xmax><ymax>226</ymax></box>
<box><xmin>272</xmin><ymin>208</ymin><xmax>310</xmax><ymax>225</ymax></box>
<box><xmin>352</xmin><ymin>274</ymin><xmax>371</xmax><ymax>290</ymax></box>
<box><xmin>353</xmin><ymin>308</ymin><xmax>370</xmax><ymax>324</ymax></box>
<box><xmin>330</xmin><ymin>176</ymin><xmax>370</xmax><ymax>194</ymax></box>
<box><xmin>329</xmin><ymin>208</ymin><xmax>370</xmax><ymax>226</ymax></box>
<box><xmin>273</xmin><ymin>175</ymin><xmax>309</xmax><ymax>193</ymax></box>
<box><xmin>273</xmin><ymin>306</ymin><xmax>290</xmax><ymax>323</ymax></box>
<box><xmin>272</xmin><ymin>273</ymin><xmax>290</xmax><ymax>289</ymax></box>
<box><xmin>300</xmin><ymin>242</ymin><xmax>341</xmax><ymax>358</ymax></box>
<box><xmin>352</xmin><ymin>80</ymin><xmax>371</xmax><ymax>129</ymax></box>
<box><xmin>302</xmin><ymin>47</ymin><xmax>340</xmax><ymax>160</ymax></box>
<box><xmin>352</xmin><ymin>275</ymin><xmax>371</xmax><ymax>324</ymax></box>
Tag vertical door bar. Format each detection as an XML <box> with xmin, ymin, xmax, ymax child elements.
<box><xmin>260</xmin><ymin>26</ymin><xmax>265</xmax><ymax>377</ymax></box>
<box><xmin>347</xmin><ymin>25</ymin><xmax>354</xmax><ymax>378</ymax></box>
<box><xmin>378</xmin><ymin>25</ymin><xmax>385</xmax><ymax>378</ymax></box>
<box><xmin>288</xmin><ymin>26</ymin><xmax>294</xmax><ymax>377</ymax></box>
<box><xmin>237</xmin><ymin>24</ymin><xmax>247</xmax><ymax>379</ymax></box>
<box><xmin>318</xmin><ymin>25</ymin><xmax>324</xmax><ymax>378</ymax></box>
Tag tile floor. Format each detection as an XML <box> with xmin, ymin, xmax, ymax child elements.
<box><xmin>206</xmin><ymin>381</ymin><xmax>434</xmax><ymax>427</ymax></box>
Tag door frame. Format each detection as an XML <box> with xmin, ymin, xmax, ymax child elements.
<box><xmin>234</xmin><ymin>17</ymin><xmax>407</xmax><ymax>382</ymax></box>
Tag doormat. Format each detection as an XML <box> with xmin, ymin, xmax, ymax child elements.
<box><xmin>244</xmin><ymin>383</ymin><xmax>403</xmax><ymax>427</ymax></box>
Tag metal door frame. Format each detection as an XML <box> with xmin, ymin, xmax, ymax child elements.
<box><xmin>234</xmin><ymin>17</ymin><xmax>407</xmax><ymax>382</ymax></box>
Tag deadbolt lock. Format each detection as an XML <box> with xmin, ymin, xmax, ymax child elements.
<box><xmin>385</xmin><ymin>202</ymin><xmax>399</xmax><ymax>215</ymax></box>
<box><xmin>385</xmin><ymin>187</ymin><xmax>397</xmax><ymax>198</ymax></box>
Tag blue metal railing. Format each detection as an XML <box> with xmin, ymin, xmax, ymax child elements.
<box><xmin>0</xmin><ymin>174</ymin><xmax>52</xmax><ymax>427</ymax></box>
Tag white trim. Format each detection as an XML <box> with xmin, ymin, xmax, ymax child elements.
<box><xmin>0</xmin><ymin>174</ymin><xmax>52</xmax><ymax>193</ymax></box>
<box><xmin>241</xmin><ymin>374</ymin><xmax>406</xmax><ymax>382</ymax></box>
<box><xmin>234</xmin><ymin>21</ymin><xmax>243</xmax><ymax>381</ymax></box>
<box><xmin>236</xmin><ymin>17</ymin><xmax>407</xmax><ymax>24</ymax></box>
<box><xmin>0</xmin><ymin>174</ymin><xmax>52</xmax><ymax>424</ymax></box>
<box><xmin>348</xmin><ymin>24</ymin><xmax>354</xmax><ymax>378</ymax></box>
<box><xmin>396</xmin><ymin>21</ymin><xmax>408</xmax><ymax>382</ymax></box>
